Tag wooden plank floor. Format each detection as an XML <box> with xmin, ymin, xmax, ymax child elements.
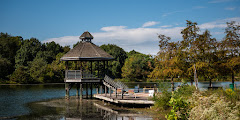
<box><xmin>94</xmin><ymin>93</ymin><xmax>154</xmax><ymax>105</ymax></box>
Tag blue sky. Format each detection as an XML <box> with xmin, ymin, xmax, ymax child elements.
<box><xmin>1</xmin><ymin>0</ymin><xmax>240</xmax><ymax>55</ymax></box>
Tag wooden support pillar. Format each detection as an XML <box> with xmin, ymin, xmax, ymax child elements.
<box><xmin>91</xmin><ymin>61</ymin><xmax>93</xmax><ymax>74</ymax></box>
<box><xmin>80</xmin><ymin>83</ymin><xmax>83</xmax><ymax>99</ymax></box>
<box><xmin>98</xmin><ymin>61</ymin><xmax>100</xmax><ymax>78</ymax></box>
<box><xmin>65</xmin><ymin>83</ymin><xmax>70</xmax><ymax>99</ymax></box>
<box><xmin>90</xmin><ymin>83</ymin><xmax>93</xmax><ymax>99</ymax></box>
<box><xmin>106</xmin><ymin>61</ymin><xmax>108</xmax><ymax>74</ymax></box>
<box><xmin>96</xmin><ymin>85</ymin><xmax>99</xmax><ymax>94</ymax></box>
<box><xmin>76</xmin><ymin>83</ymin><xmax>79</xmax><ymax>97</ymax></box>
<box><xmin>109</xmin><ymin>87</ymin><xmax>111</xmax><ymax>98</ymax></box>
<box><xmin>86</xmin><ymin>83</ymin><xmax>88</xmax><ymax>99</ymax></box>
<box><xmin>121</xmin><ymin>90</ymin><xmax>124</xmax><ymax>99</ymax></box>
<box><xmin>103</xmin><ymin>61</ymin><xmax>105</xmax><ymax>76</ymax></box>
<box><xmin>105</xmin><ymin>85</ymin><xmax>107</xmax><ymax>96</ymax></box>
<box><xmin>115</xmin><ymin>88</ymin><xmax>117</xmax><ymax>99</ymax></box>
<box><xmin>100</xmin><ymin>85</ymin><xmax>102</xmax><ymax>94</ymax></box>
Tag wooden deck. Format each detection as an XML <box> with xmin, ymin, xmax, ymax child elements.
<box><xmin>94</xmin><ymin>93</ymin><xmax>154</xmax><ymax>105</ymax></box>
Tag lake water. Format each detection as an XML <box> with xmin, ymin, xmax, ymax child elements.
<box><xmin>0</xmin><ymin>82</ymin><xmax>239</xmax><ymax>119</ymax></box>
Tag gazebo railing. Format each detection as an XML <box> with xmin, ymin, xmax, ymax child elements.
<box><xmin>65</xmin><ymin>70</ymin><xmax>98</xmax><ymax>79</ymax></box>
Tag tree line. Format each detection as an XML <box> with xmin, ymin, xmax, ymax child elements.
<box><xmin>149</xmin><ymin>20</ymin><xmax>240</xmax><ymax>85</ymax></box>
<box><xmin>0</xmin><ymin>20</ymin><xmax>239</xmax><ymax>84</ymax></box>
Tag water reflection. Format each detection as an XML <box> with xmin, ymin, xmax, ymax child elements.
<box><xmin>63</xmin><ymin>98</ymin><xmax>153</xmax><ymax>120</ymax></box>
<box><xmin>19</xmin><ymin>97</ymin><xmax>154</xmax><ymax>120</ymax></box>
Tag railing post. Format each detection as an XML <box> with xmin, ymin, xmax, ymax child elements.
<box><xmin>75</xmin><ymin>70</ymin><xmax>76</xmax><ymax>79</ymax></box>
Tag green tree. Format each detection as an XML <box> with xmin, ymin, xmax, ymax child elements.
<box><xmin>149</xmin><ymin>35</ymin><xmax>183</xmax><ymax>91</ymax></box>
<box><xmin>10</xmin><ymin>66</ymin><xmax>33</xmax><ymax>84</ymax></box>
<box><xmin>100</xmin><ymin>44</ymin><xmax>127</xmax><ymax>78</ymax></box>
<box><xmin>15</xmin><ymin>38</ymin><xmax>42</xmax><ymax>68</ymax></box>
<box><xmin>0</xmin><ymin>33</ymin><xmax>22</xmax><ymax>79</ymax></box>
<box><xmin>28</xmin><ymin>58</ymin><xmax>48</xmax><ymax>83</ymax></box>
<box><xmin>222</xmin><ymin>21</ymin><xmax>240</xmax><ymax>84</ymax></box>
<box><xmin>122</xmin><ymin>53</ymin><xmax>153</xmax><ymax>80</ymax></box>
<box><xmin>0</xmin><ymin>56</ymin><xmax>12</xmax><ymax>81</ymax></box>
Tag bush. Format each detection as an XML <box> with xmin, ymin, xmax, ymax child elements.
<box><xmin>166</xmin><ymin>97</ymin><xmax>190</xmax><ymax>120</ymax></box>
<box><xmin>153</xmin><ymin>82</ymin><xmax>172</xmax><ymax>111</ymax></box>
<box><xmin>173</xmin><ymin>84</ymin><xmax>197</xmax><ymax>99</ymax></box>
<box><xmin>188</xmin><ymin>92</ymin><xmax>240</xmax><ymax>120</ymax></box>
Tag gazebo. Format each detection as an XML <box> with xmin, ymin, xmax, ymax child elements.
<box><xmin>61</xmin><ymin>31</ymin><xmax>126</xmax><ymax>99</ymax></box>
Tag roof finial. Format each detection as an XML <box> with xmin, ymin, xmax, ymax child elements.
<box><xmin>79</xmin><ymin>31</ymin><xmax>93</xmax><ymax>42</ymax></box>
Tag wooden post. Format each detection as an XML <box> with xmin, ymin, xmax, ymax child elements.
<box><xmin>96</xmin><ymin>84</ymin><xmax>99</xmax><ymax>94</ymax></box>
<box><xmin>115</xmin><ymin>88</ymin><xmax>117</xmax><ymax>99</ymax></box>
<box><xmin>98</xmin><ymin>61</ymin><xmax>100</xmax><ymax>78</ymax></box>
<box><xmin>65</xmin><ymin>83</ymin><xmax>70</xmax><ymax>99</ymax></box>
<box><xmin>109</xmin><ymin>87</ymin><xmax>111</xmax><ymax>98</ymax></box>
<box><xmin>121</xmin><ymin>90</ymin><xmax>123</xmax><ymax>99</ymax></box>
<box><xmin>80</xmin><ymin>83</ymin><xmax>83</xmax><ymax>99</ymax></box>
<box><xmin>91</xmin><ymin>83</ymin><xmax>93</xmax><ymax>99</ymax></box>
<box><xmin>106</xmin><ymin>61</ymin><xmax>108</xmax><ymax>74</ymax></box>
<box><xmin>100</xmin><ymin>85</ymin><xmax>102</xmax><ymax>94</ymax></box>
<box><xmin>86</xmin><ymin>83</ymin><xmax>88</xmax><ymax>99</ymax></box>
<box><xmin>105</xmin><ymin>85</ymin><xmax>107</xmax><ymax>96</ymax></box>
<box><xmin>76</xmin><ymin>83</ymin><xmax>79</xmax><ymax>98</ymax></box>
<box><xmin>103</xmin><ymin>61</ymin><xmax>105</xmax><ymax>76</ymax></box>
<box><xmin>91</xmin><ymin>61</ymin><xmax>93</xmax><ymax>74</ymax></box>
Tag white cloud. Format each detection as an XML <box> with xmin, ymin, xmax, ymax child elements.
<box><xmin>142</xmin><ymin>21</ymin><xmax>159</xmax><ymax>27</ymax></box>
<box><xmin>209</xmin><ymin>0</ymin><xmax>234</xmax><ymax>3</ymax></box>
<box><xmin>42</xmin><ymin>17</ymin><xmax>240</xmax><ymax>55</ymax></box>
<box><xmin>160</xmin><ymin>25</ymin><xmax>172</xmax><ymax>28</ymax></box>
<box><xmin>225</xmin><ymin>7</ymin><xmax>236</xmax><ymax>10</ymax></box>
<box><xmin>100</xmin><ymin>26</ymin><xmax>127</xmax><ymax>31</ymax></box>
<box><xmin>199</xmin><ymin>17</ymin><xmax>240</xmax><ymax>29</ymax></box>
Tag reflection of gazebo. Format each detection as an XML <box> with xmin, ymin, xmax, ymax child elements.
<box><xmin>61</xmin><ymin>31</ymin><xmax>127</xmax><ymax>99</ymax></box>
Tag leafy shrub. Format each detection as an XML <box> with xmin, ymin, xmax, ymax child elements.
<box><xmin>188</xmin><ymin>92</ymin><xmax>240</xmax><ymax>120</ymax></box>
<box><xmin>153</xmin><ymin>82</ymin><xmax>172</xmax><ymax>111</ymax></box>
<box><xmin>166</xmin><ymin>97</ymin><xmax>190</xmax><ymax>120</ymax></box>
<box><xmin>173</xmin><ymin>84</ymin><xmax>197</xmax><ymax>99</ymax></box>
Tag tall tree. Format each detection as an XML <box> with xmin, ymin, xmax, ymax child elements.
<box><xmin>222</xmin><ymin>21</ymin><xmax>240</xmax><ymax>84</ymax></box>
<box><xmin>149</xmin><ymin>35</ymin><xmax>183</xmax><ymax>91</ymax></box>
<box><xmin>100</xmin><ymin>44</ymin><xmax>127</xmax><ymax>78</ymax></box>
<box><xmin>122</xmin><ymin>53</ymin><xmax>153</xmax><ymax>80</ymax></box>
<box><xmin>0</xmin><ymin>33</ymin><xmax>22</xmax><ymax>80</ymax></box>
<box><xmin>15</xmin><ymin>38</ymin><xmax>42</xmax><ymax>68</ymax></box>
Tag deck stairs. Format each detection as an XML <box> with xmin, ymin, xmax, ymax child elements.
<box><xmin>103</xmin><ymin>75</ymin><xmax>129</xmax><ymax>91</ymax></box>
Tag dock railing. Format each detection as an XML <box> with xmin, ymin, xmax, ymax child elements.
<box><xmin>104</xmin><ymin>75</ymin><xmax>129</xmax><ymax>90</ymax></box>
<box><xmin>65</xmin><ymin>70</ymin><xmax>98</xmax><ymax>79</ymax></box>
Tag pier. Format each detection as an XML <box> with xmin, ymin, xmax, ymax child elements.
<box><xmin>60</xmin><ymin>31</ymin><xmax>155</xmax><ymax>106</ymax></box>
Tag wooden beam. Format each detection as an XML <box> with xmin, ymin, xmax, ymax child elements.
<box><xmin>91</xmin><ymin>83</ymin><xmax>93</xmax><ymax>99</ymax></box>
<box><xmin>80</xmin><ymin>83</ymin><xmax>83</xmax><ymax>99</ymax></box>
<box><xmin>86</xmin><ymin>83</ymin><xmax>88</xmax><ymax>99</ymax></box>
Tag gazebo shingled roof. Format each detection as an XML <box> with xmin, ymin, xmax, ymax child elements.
<box><xmin>60</xmin><ymin>31</ymin><xmax>114</xmax><ymax>61</ymax></box>
<box><xmin>79</xmin><ymin>31</ymin><xmax>93</xmax><ymax>40</ymax></box>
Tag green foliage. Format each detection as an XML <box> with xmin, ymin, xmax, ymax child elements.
<box><xmin>100</xmin><ymin>44</ymin><xmax>127</xmax><ymax>78</ymax></box>
<box><xmin>28</xmin><ymin>58</ymin><xmax>48</xmax><ymax>83</ymax></box>
<box><xmin>121</xmin><ymin>53</ymin><xmax>154</xmax><ymax>80</ymax></box>
<box><xmin>166</xmin><ymin>97</ymin><xmax>190</xmax><ymax>120</ymax></box>
<box><xmin>10</xmin><ymin>66</ymin><xmax>33</xmax><ymax>84</ymax></box>
<box><xmin>173</xmin><ymin>84</ymin><xmax>196</xmax><ymax>99</ymax></box>
<box><xmin>0</xmin><ymin>33</ymin><xmax>22</xmax><ymax>63</ymax></box>
<box><xmin>0</xmin><ymin>56</ymin><xmax>12</xmax><ymax>80</ymax></box>
<box><xmin>153</xmin><ymin>82</ymin><xmax>172</xmax><ymax>111</ymax></box>
<box><xmin>15</xmin><ymin>38</ymin><xmax>42</xmax><ymax>68</ymax></box>
<box><xmin>0</xmin><ymin>33</ymin><xmax>22</xmax><ymax>80</ymax></box>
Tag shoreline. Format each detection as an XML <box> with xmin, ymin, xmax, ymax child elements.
<box><xmin>1</xmin><ymin>81</ymin><xmax>240</xmax><ymax>85</ymax></box>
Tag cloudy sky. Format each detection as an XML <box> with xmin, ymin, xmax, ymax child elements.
<box><xmin>1</xmin><ymin>0</ymin><xmax>240</xmax><ymax>55</ymax></box>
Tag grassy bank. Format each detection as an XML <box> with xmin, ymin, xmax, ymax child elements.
<box><xmin>151</xmin><ymin>82</ymin><xmax>240</xmax><ymax>120</ymax></box>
